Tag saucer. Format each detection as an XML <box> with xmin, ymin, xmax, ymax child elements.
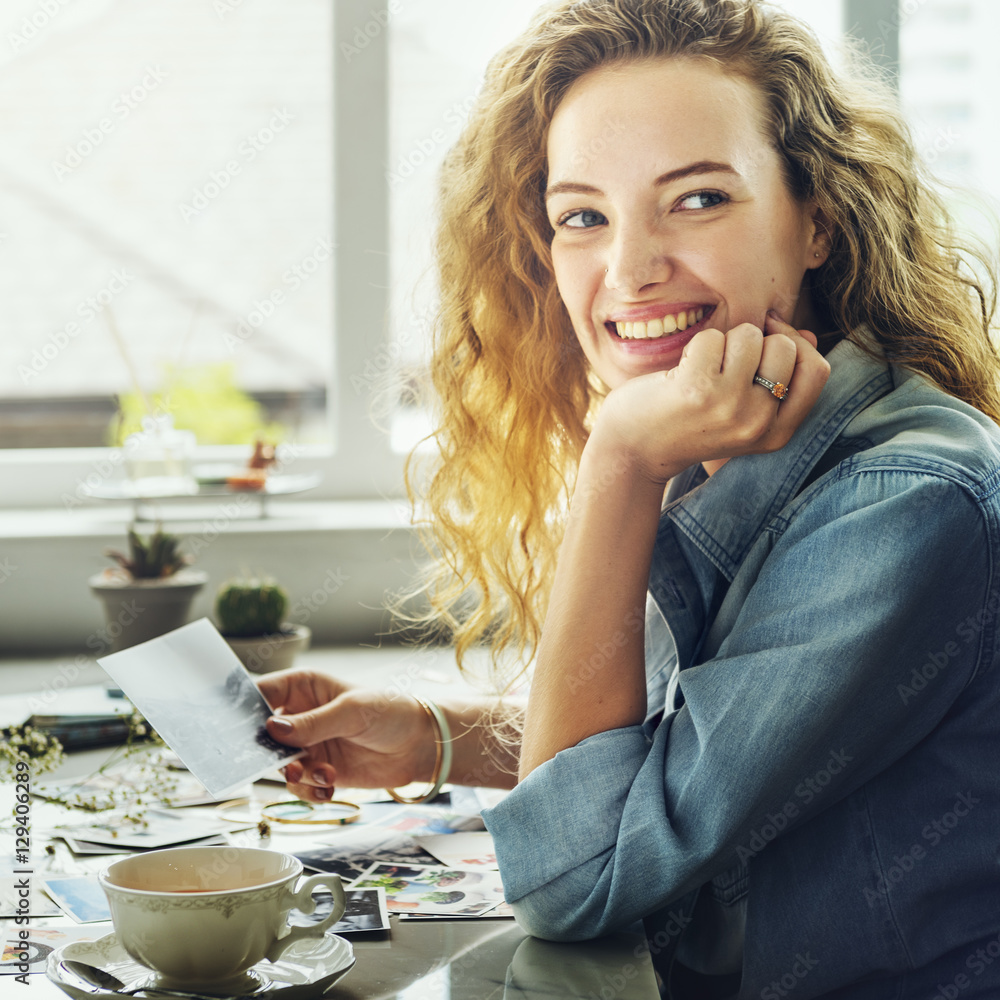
<box><xmin>47</xmin><ymin>931</ymin><xmax>355</xmax><ymax>999</ymax></box>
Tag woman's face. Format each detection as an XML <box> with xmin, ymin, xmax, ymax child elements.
<box><xmin>545</xmin><ymin>57</ymin><xmax>827</xmax><ymax>389</ymax></box>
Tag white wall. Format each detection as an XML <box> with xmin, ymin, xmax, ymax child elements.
<box><xmin>0</xmin><ymin>500</ymin><xmax>423</xmax><ymax>653</ymax></box>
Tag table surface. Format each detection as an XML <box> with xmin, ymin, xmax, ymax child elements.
<box><xmin>20</xmin><ymin>918</ymin><xmax>657</xmax><ymax>999</ymax></box>
<box><xmin>1</xmin><ymin>650</ymin><xmax>660</xmax><ymax>1000</ymax></box>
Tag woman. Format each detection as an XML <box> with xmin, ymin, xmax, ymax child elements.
<box><xmin>259</xmin><ymin>1</ymin><xmax>1000</xmax><ymax>996</ymax></box>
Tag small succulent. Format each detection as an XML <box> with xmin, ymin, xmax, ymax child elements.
<box><xmin>105</xmin><ymin>526</ymin><xmax>191</xmax><ymax>579</ymax></box>
<box><xmin>215</xmin><ymin>576</ymin><xmax>288</xmax><ymax>637</ymax></box>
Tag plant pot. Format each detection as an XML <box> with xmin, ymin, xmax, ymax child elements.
<box><xmin>223</xmin><ymin>624</ymin><xmax>311</xmax><ymax>674</ymax></box>
<box><xmin>89</xmin><ymin>569</ymin><xmax>209</xmax><ymax>653</ymax></box>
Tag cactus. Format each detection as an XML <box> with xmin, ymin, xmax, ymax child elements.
<box><xmin>215</xmin><ymin>577</ymin><xmax>288</xmax><ymax>637</ymax></box>
<box><xmin>105</xmin><ymin>526</ymin><xmax>191</xmax><ymax>579</ymax></box>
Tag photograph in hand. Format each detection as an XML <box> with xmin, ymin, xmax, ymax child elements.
<box><xmin>97</xmin><ymin>618</ymin><xmax>304</xmax><ymax>798</ymax></box>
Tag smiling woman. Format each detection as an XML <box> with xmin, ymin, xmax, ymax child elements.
<box><xmin>544</xmin><ymin>58</ymin><xmax>828</xmax><ymax>389</ymax></box>
<box><xmin>256</xmin><ymin>2</ymin><xmax>1000</xmax><ymax>998</ymax></box>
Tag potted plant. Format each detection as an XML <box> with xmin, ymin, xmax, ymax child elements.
<box><xmin>89</xmin><ymin>526</ymin><xmax>208</xmax><ymax>652</ymax></box>
<box><xmin>214</xmin><ymin>575</ymin><xmax>310</xmax><ymax>674</ymax></box>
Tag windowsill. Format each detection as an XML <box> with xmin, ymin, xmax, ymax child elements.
<box><xmin>0</xmin><ymin>498</ymin><xmax>413</xmax><ymax>539</ymax></box>
<box><xmin>0</xmin><ymin>499</ymin><xmax>423</xmax><ymax>654</ymax></box>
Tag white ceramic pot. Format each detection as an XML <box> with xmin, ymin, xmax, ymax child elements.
<box><xmin>89</xmin><ymin>569</ymin><xmax>208</xmax><ymax>652</ymax></box>
<box><xmin>223</xmin><ymin>624</ymin><xmax>311</xmax><ymax>674</ymax></box>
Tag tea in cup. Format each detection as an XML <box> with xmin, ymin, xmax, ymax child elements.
<box><xmin>99</xmin><ymin>846</ymin><xmax>345</xmax><ymax>989</ymax></box>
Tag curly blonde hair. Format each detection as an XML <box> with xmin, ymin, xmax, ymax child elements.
<box><xmin>401</xmin><ymin>0</ymin><xmax>1000</xmax><ymax>687</ymax></box>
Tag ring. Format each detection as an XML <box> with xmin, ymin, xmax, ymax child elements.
<box><xmin>753</xmin><ymin>375</ymin><xmax>789</xmax><ymax>400</ymax></box>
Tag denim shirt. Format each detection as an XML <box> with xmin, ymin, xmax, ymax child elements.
<box><xmin>482</xmin><ymin>338</ymin><xmax>1000</xmax><ymax>999</ymax></box>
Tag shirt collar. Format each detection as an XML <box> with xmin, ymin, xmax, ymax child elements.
<box><xmin>664</xmin><ymin>336</ymin><xmax>895</xmax><ymax>581</ymax></box>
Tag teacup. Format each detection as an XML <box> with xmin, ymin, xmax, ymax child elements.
<box><xmin>99</xmin><ymin>846</ymin><xmax>345</xmax><ymax>989</ymax></box>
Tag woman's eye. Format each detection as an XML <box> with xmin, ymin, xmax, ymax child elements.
<box><xmin>675</xmin><ymin>190</ymin><xmax>728</xmax><ymax>211</ymax></box>
<box><xmin>558</xmin><ymin>209</ymin><xmax>607</xmax><ymax>229</ymax></box>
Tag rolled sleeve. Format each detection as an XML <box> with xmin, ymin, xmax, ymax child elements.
<box><xmin>482</xmin><ymin>726</ymin><xmax>652</xmax><ymax>938</ymax></box>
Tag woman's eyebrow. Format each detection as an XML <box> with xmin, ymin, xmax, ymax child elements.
<box><xmin>545</xmin><ymin>160</ymin><xmax>740</xmax><ymax>199</ymax></box>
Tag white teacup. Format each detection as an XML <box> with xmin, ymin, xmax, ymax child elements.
<box><xmin>99</xmin><ymin>846</ymin><xmax>345</xmax><ymax>988</ymax></box>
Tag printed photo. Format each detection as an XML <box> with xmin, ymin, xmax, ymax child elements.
<box><xmin>348</xmin><ymin>863</ymin><xmax>505</xmax><ymax>917</ymax></box>
<box><xmin>43</xmin><ymin>876</ymin><xmax>112</xmax><ymax>923</ymax></box>
<box><xmin>294</xmin><ymin>887</ymin><xmax>390</xmax><ymax>934</ymax></box>
<box><xmin>0</xmin><ymin>927</ymin><xmax>105</xmax><ymax>975</ymax></box>
<box><xmin>97</xmin><ymin>618</ymin><xmax>303</xmax><ymax>798</ymax></box>
<box><xmin>415</xmin><ymin>831</ymin><xmax>499</xmax><ymax>869</ymax></box>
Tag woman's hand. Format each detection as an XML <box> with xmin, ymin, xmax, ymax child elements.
<box><xmin>257</xmin><ymin>670</ymin><xmax>437</xmax><ymax>802</ymax></box>
<box><xmin>592</xmin><ymin>312</ymin><xmax>831</xmax><ymax>485</ymax></box>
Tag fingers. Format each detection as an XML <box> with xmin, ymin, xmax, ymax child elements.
<box><xmin>755</xmin><ymin>325</ymin><xmax>797</xmax><ymax>393</ymax></box>
<box><xmin>255</xmin><ymin>671</ymin><xmax>294</xmax><ymax>712</ymax></box>
<box><xmin>265</xmin><ymin>692</ymin><xmax>361</xmax><ymax>749</ymax></box>
<box><xmin>681</xmin><ymin>326</ymin><xmax>726</xmax><ymax>372</ymax></box>
<box><xmin>766</xmin><ymin>309</ymin><xmax>818</xmax><ymax>349</ymax></box>
<box><xmin>763</xmin><ymin>311</ymin><xmax>831</xmax><ymax>432</ymax></box>
<box><xmin>720</xmin><ymin>322</ymin><xmax>765</xmax><ymax>375</ymax></box>
<box><xmin>280</xmin><ymin>757</ymin><xmax>336</xmax><ymax>802</ymax></box>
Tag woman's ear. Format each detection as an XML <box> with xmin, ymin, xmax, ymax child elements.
<box><xmin>806</xmin><ymin>203</ymin><xmax>833</xmax><ymax>268</ymax></box>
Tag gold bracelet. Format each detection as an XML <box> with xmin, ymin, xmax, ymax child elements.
<box><xmin>260</xmin><ymin>799</ymin><xmax>361</xmax><ymax>826</ymax></box>
<box><xmin>385</xmin><ymin>698</ymin><xmax>453</xmax><ymax>805</ymax></box>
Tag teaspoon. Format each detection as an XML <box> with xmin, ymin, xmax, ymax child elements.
<box><xmin>59</xmin><ymin>960</ymin><xmax>253</xmax><ymax>1000</ymax></box>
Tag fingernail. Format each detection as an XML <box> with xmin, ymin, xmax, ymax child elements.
<box><xmin>269</xmin><ymin>717</ymin><xmax>293</xmax><ymax>733</ymax></box>
<box><xmin>314</xmin><ymin>786</ymin><xmax>332</xmax><ymax>801</ymax></box>
<box><xmin>311</xmin><ymin>770</ymin><xmax>330</xmax><ymax>787</ymax></box>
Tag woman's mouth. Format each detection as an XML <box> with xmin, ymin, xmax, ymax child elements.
<box><xmin>608</xmin><ymin>305</ymin><xmax>714</xmax><ymax>340</ymax></box>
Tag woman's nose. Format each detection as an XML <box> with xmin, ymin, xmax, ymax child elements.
<box><xmin>603</xmin><ymin>230</ymin><xmax>673</xmax><ymax>295</ymax></box>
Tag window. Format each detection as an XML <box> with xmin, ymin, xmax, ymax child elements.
<box><xmin>0</xmin><ymin>0</ymin><xmax>400</xmax><ymax>507</ymax></box>
<box><xmin>899</xmin><ymin>0</ymin><xmax>1000</xmax><ymax>244</ymax></box>
<box><xmin>2</xmin><ymin>0</ymin><xmax>332</xmax><ymax>444</ymax></box>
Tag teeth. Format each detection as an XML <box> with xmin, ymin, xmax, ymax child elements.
<box><xmin>615</xmin><ymin>307</ymin><xmax>706</xmax><ymax>340</ymax></box>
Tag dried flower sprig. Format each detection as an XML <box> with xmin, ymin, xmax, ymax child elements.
<box><xmin>0</xmin><ymin>724</ymin><xmax>65</xmax><ymax>780</ymax></box>
<box><xmin>44</xmin><ymin>712</ymin><xmax>180</xmax><ymax>817</ymax></box>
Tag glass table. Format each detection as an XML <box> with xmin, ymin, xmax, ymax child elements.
<box><xmin>336</xmin><ymin>918</ymin><xmax>658</xmax><ymax>999</ymax></box>
<box><xmin>22</xmin><ymin>911</ymin><xmax>658</xmax><ymax>999</ymax></box>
